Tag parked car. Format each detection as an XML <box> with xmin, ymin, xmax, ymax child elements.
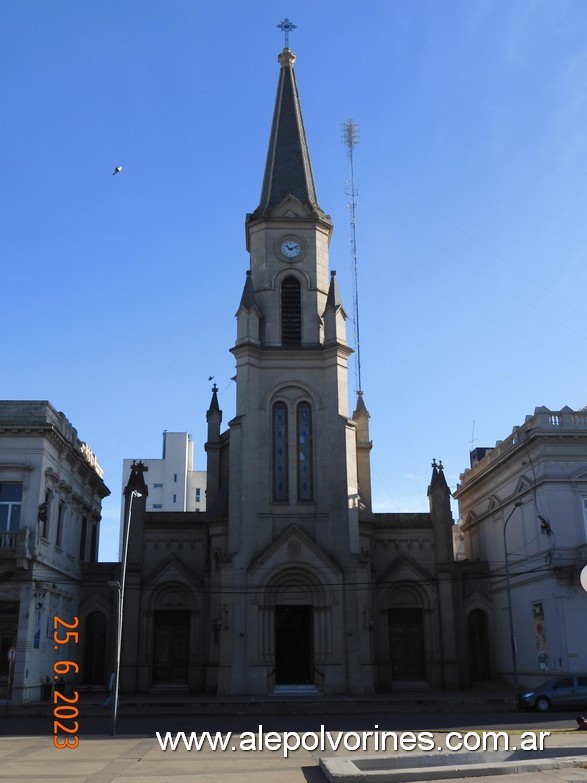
<box><xmin>517</xmin><ymin>673</ymin><xmax>587</xmax><ymax>712</ymax></box>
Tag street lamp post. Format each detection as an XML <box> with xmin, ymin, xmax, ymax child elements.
<box><xmin>503</xmin><ymin>501</ymin><xmax>523</xmax><ymax>693</ymax></box>
<box><xmin>110</xmin><ymin>488</ymin><xmax>141</xmax><ymax>736</ymax></box>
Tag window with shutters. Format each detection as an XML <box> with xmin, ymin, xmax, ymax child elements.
<box><xmin>281</xmin><ymin>276</ymin><xmax>301</xmax><ymax>345</ymax></box>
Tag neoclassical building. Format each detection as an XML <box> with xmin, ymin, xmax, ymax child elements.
<box><xmin>0</xmin><ymin>401</ymin><xmax>109</xmax><ymax>703</ymax></box>
<box><xmin>80</xmin><ymin>45</ymin><xmax>488</xmax><ymax>696</ymax></box>
<box><xmin>455</xmin><ymin>405</ymin><xmax>587</xmax><ymax>688</ymax></box>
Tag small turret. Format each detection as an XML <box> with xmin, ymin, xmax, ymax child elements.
<box><xmin>352</xmin><ymin>391</ymin><xmax>372</xmax><ymax>516</ymax></box>
<box><xmin>205</xmin><ymin>384</ymin><xmax>223</xmax><ymax>501</ymax></box>
<box><xmin>235</xmin><ymin>271</ymin><xmax>261</xmax><ymax>345</ymax></box>
<box><xmin>323</xmin><ymin>271</ymin><xmax>347</xmax><ymax>345</ymax></box>
<box><xmin>123</xmin><ymin>460</ymin><xmax>148</xmax><ymax>566</ymax></box>
<box><xmin>428</xmin><ymin>459</ymin><xmax>454</xmax><ymax>562</ymax></box>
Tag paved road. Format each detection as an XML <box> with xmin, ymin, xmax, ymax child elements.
<box><xmin>0</xmin><ymin>707</ymin><xmax>581</xmax><ymax>736</ymax></box>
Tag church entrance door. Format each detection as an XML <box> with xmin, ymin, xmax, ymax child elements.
<box><xmin>275</xmin><ymin>605</ymin><xmax>313</xmax><ymax>684</ymax></box>
<box><xmin>152</xmin><ymin>610</ymin><xmax>190</xmax><ymax>685</ymax></box>
<box><xmin>467</xmin><ymin>608</ymin><xmax>491</xmax><ymax>681</ymax></box>
<box><xmin>82</xmin><ymin>611</ymin><xmax>107</xmax><ymax>685</ymax></box>
<box><xmin>389</xmin><ymin>608</ymin><xmax>425</xmax><ymax>681</ymax></box>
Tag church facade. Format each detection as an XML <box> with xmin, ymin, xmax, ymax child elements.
<box><xmin>80</xmin><ymin>46</ymin><xmax>489</xmax><ymax>696</ymax></box>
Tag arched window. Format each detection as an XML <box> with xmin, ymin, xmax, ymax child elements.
<box><xmin>281</xmin><ymin>276</ymin><xmax>301</xmax><ymax>345</ymax></box>
<box><xmin>297</xmin><ymin>402</ymin><xmax>313</xmax><ymax>501</ymax></box>
<box><xmin>273</xmin><ymin>402</ymin><xmax>289</xmax><ymax>501</ymax></box>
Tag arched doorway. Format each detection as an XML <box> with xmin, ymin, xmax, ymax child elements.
<box><xmin>467</xmin><ymin>608</ymin><xmax>491</xmax><ymax>681</ymax></box>
<box><xmin>152</xmin><ymin>609</ymin><xmax>190</xmax><ymax>684</ymax></box>
<box><xmin>388</xmin><ymin>608</ymin><xmax>425</xmax><ymax>681</ymax></box>
<box><xmin>385</xmin><ymin>584</ymin><xmax>428</xmax><ymax>685</ymax></box>
<box><xmin>258</xmin><ymin>562</ymin><xmax>337</xmax><ymax>691</ymax></box>
<box><xmin>150</xmin><ymin>585</ymin><xmax>194</xmax><ymax>687</ymax></box>
<box><xmin>83</xmin><ymin>611</ymin><xmax>108</xmax><ymax>685</ymax></box>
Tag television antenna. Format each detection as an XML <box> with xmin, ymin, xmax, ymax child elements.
<box><xmin>342</xmin><ymin>117</ymin><xmax>362</xmax><ymax>395</ymax></box>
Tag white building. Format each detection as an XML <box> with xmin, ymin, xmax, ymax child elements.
<box><xmin>121</xmin><ymin>431</ymin><xmax>206</xmax><ymax>518</ymax></box>
<box><xmin>454</xmin><ymin>405</ymin><xmax>587</xmax><ymax>689</ymax></box>
<box><xmin>0</xmin><ymin>401</ymin><xmax>109</xmax><ymax>703</ymax></box>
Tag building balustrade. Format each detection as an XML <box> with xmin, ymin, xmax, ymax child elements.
<box><xmin>459</xmin><ymin>406</ymin><xmax>587</xmax><ymax>485</ymax></box>
<box><xmin>0</xmin><ymin>526</ymin><xmax>32</xmax><ymax>562</ymax></box>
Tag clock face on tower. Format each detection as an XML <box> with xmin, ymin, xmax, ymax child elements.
<box><xmin>280</xmin><ymin>239</ymin><xmax>301</xmax><ymax>259</ymax></box>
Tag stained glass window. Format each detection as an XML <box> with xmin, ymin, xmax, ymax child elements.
<box><xmin>297</xmin><ymin>402</ymin><xmax>313</xmax><ymax>501</ymax></box>
<box><xmin>273</xmin><ymin>402</ymin><xmax>289</xmax><ymax>501</ymax></box>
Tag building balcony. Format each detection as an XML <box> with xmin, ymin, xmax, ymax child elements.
<box><xmin>548</xmin><ymin>545</ymin><xmax>587</xmax><ymax>586</ymax></box>
<box><xmin>0</xmin><ymin>526</ymin><xmax>32</xmax><ymax>567</ymax></box>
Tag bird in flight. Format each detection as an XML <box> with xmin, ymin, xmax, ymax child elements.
<box><xmin>208</xmin><ymin>375</ymin><xmax>215</xmax><ymax>381</ymax></box>
<box><xmin>112</xmin><ymin>166</ymin><xmax>122</xmax><ymax>175</ymax></box>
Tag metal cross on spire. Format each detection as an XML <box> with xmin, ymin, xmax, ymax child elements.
<box><xmin>277</xmin><ymin>18</ymin><xmax>296</xmax><ymax>48</ymax></box>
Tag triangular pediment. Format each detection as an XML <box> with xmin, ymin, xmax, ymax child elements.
<box><xmin>248</xmin><ymin>525</ymin><xmax>342</xmax><ymax>585</ymax></box>
<box><xmin>376</xmin><ymin>553</ymin><xmax>436</xmax><ymax>590</ymax></box>
<box><xmin>464</xmin><ymin>590</ymin><xmax>493</xmax><ymax>615</ymax></box>
<box><xmin>268</xmin><ymin>194</ymin><xmax>316</xmax><ymax>219</ymax></box>
<box><xmin>571</xmin><ymin>466</ymin><xmax>587</xmax><ymax>483</ymax></box>
<box><xmin>487</xmin><ymin>495</ymin><xmax>500</xmax><ymax>512</ymax></box>
<box><xmin>78</xmin><ymin>592</ymin><xmax>112</xmax><ymax>618</ymax></box>
<box><xmin>235</xmin><ymin>301</ymin><xmax>261</xmax><ymax>318</ymax></box>
<box><xmin>143</xmin><ymin>554</ymin><xmax>204</xmax><ymax>593</ymax></box>
<box><xmin>460</xmin><ymin>510</ymin><xmax>477</xmax><ymax>531</ymax></box>
<box><xmin>514</xmin><ymin>475</ymin><xmax>533</xmax><ymax>496</ymax></box>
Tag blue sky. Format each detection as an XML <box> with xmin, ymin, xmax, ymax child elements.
<box><xmin>3</xmin><ymin>1</ymin><xmax>587</xmax><ymax>562</ymax></box>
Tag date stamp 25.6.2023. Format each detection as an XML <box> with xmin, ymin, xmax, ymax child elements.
<box><xmin>52</xmin><ymin>615</ymin><xmax>79</xmax><ymax>749</ymax></box>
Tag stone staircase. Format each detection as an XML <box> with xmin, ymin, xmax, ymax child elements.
<box><xmin>271</xmin><ymin>684</ymin><xmax>321</xmax><ymax>696</ymax></box>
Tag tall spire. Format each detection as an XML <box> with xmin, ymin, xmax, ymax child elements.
<box><xmin>250</xmin><ymin>48</ymin><xmax>327</xmax><ymax>221</ymax></box>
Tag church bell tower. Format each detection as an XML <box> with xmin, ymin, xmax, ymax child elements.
<box><xmin>213</xmin><ymin>39</ymin><xmax>374</xmax><ymax>696</ymax></box>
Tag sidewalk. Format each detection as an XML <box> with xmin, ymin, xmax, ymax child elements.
<box><xmin>1</xmin><ymin>687</ymin><xmax>587</xmax><ymax>782</ymax></box>
<box><xmin>0</xmin><ymin>727</ymin><xmax>586</xmax><ymax>783</ymax></box>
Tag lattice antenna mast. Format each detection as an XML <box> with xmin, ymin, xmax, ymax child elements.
<box><xmin>342</xmin><ymin>118</ymin><xmax>362</xmax><ymax>395</ymax></box>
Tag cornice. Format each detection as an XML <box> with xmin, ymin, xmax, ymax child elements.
<box><xmin>0</xmin><ymin>462</ymin><xmax>34</xmax><ymax>474</ymax></box>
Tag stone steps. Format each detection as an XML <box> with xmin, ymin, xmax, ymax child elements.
<box><xmin>272</xmin><ymin>684</ymin><xmax>321</xmax><ymax>696</ymax></box>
